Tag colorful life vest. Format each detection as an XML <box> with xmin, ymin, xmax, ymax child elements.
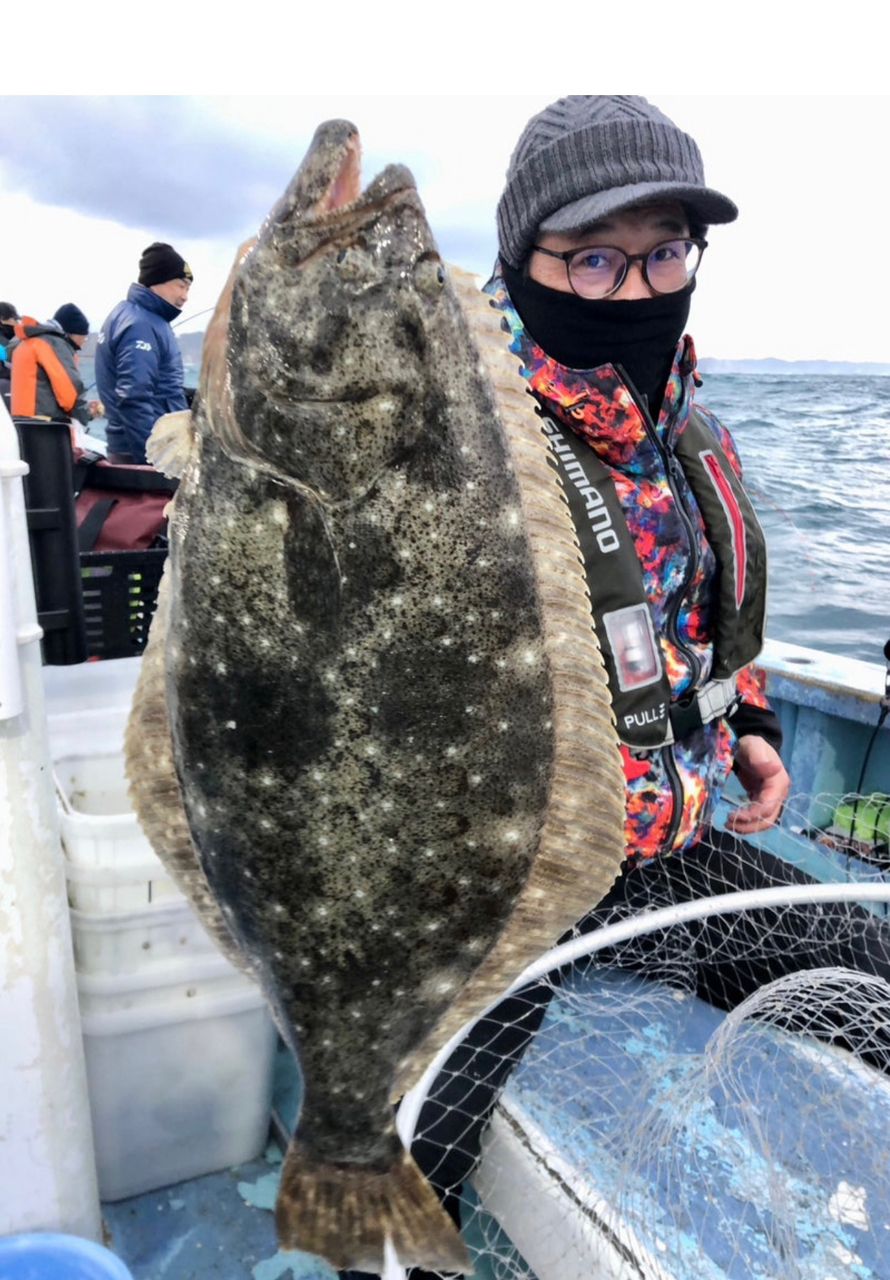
<box><xmin>541</xmin><ymin>407</ymin><xmax>768</xmax><ymax>749</ymax></box>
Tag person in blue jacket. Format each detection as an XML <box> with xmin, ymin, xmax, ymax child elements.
<box><xmin>95</xmin><ymin>242</ymin><xmax>193</xmax><ymax>463</ymax></box>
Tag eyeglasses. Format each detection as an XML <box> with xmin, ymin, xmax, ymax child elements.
<box><xmin>531</xmin><ymin>237</ymin><xmax>707</xmax><ymax>300</ymax></box>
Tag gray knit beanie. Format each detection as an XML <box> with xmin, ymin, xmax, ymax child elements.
<box><xmin>497</xmin><ymin>95</ymin><xmax>738</xmax><ymax>268</ymax></box>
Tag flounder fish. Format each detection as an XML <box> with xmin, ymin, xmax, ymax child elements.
<box><xmin>126</xmin><ymin>119</ymin><xmax>625</xmax><ymax>1273</ymax></box>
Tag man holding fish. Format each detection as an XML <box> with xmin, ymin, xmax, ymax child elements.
<box><xmin>348</xmin><ymin>96</ymin><xmax>890</xmax><ymax>1280</ymax></box>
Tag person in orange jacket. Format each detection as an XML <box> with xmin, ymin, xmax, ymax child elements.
<box><xmin>9</xmin><ymin>303</ymin><xmax>91</xmax><ymax>426</ymax></box>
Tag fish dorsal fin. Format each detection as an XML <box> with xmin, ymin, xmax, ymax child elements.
<box><xmin>394</xmin><ymin>264</ymin><xmax>626</xmax><ymax>1097</ymax></box>
<box><xmin>146</xmin><ymin>410</ymin><xmax>194</xmax><ymax>478</ymax></box>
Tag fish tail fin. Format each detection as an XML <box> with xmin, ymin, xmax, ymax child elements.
<box><xmin>146</xmin><ymin>408</ymin><xmax>194</xmax><ymax>478</ymax></box>
<box><xmin>276</xmin><ymin>1139</ymin><xmax>473</xmax><ymax>1274</ymax></box>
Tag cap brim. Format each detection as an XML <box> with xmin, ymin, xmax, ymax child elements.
<box><xmin>538</xmin><ymin>181</ymin><xmax>738</xmax><ymax>234</ymax></box>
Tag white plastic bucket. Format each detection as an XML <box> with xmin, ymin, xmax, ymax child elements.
<box><xmin>81</xmin><ymin>984</ymin><xmax>277</xmax><ymax>1201</ymax></box>
<box><xmin>69</xmin><ymin>898</ymin><xmax>217</xmax><ymax>975</ymax></box>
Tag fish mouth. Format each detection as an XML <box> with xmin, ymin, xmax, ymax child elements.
<box><xmin>268</xmin><ymin>119</ymin><xmax>416</xmax><ymax>237</ymax></box>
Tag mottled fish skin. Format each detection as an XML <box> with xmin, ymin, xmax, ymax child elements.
<box><xmin>157</xmin><ymin>120</ymin><xmax>624</xmax><ymax>1271</ymax></box>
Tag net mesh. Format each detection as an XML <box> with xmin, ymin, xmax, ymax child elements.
<box><xmin>396</xmin><ymin>789</ymin><xmax>890</xmax><ymax>1280</ymax></box>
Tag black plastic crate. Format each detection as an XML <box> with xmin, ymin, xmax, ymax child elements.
<box><xmin>81</xmin><ymin>549</ymin><xmax>167</xmax><ymax>660</ymax></box>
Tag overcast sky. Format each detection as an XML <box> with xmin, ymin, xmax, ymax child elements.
<box><xmin>2</xmin><ymin>93</ymin><xmax>889</xmax><ymax>363</ymax></box>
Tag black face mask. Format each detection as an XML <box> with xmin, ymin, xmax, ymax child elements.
<box><xmin>500</xmin><ymin>260</ymin><xmax>694</xmax><ymax>415</ymax></box>
<box><xmin>0</xmin><ymin>322</ymin><xmax>15</xmax><ymax>344</ymax></box>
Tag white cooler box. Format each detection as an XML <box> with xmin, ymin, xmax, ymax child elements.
<box><xmin>79</xmin><ymin>957</ymin><xmax>277</xmax><ymax>1201</ymax></box>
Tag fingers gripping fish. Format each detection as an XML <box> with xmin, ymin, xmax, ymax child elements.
<box><xmin>127</xmin><ymin>120</ymin><xmax>625</xmax><ymax>1274</ymax></box>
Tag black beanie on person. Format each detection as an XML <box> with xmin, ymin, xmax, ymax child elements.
<box><xmin>53</xmin><ymin>303</ymin><xmax>90</xmax><ymax>336</ymax></box>
<box><xmin>138</xmin><ymin>242</ymin><xmax>194</xmax><ymax>288</ymax></box>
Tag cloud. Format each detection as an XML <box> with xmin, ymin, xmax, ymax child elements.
<box><xmin>0</xmin><ymin>96</ymin><xmax>307</xmax><ymax>239</ymax></box>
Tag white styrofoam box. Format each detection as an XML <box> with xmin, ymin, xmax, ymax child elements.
<box><xmin>70</xmin><ymin>897</ymin><xmax>218</xmax><ymax>975</ymax></box>
<box><xmin>80</xmin><ymin>982</ymin><xmax>277</xmax><ymax>1201</ymax></box>
<box><xmin>44</xmin><ymin>657</ymin><xmax>142</xmax><ymax>762</ymax></box>
<box><xmin>76</xmin><ymin>951</ymin><xmax>249</xmax><ymax>1017</ymax></box>
<box><xmin>54</xmin><ymin>752</ymin><xmax>181</xmax><ymax>911</ymax></box>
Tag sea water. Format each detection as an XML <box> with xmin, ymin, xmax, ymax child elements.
<box><xmin>700</xmin><ymin>374</ymin><xmax>890</xmax><ymax>664</ymax></box>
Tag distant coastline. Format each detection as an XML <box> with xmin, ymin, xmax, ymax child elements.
<box><xmin>83</xmin><ymin>334</ymin><xmax>890</xmax><ymax>379</ymax></box>
<box><xmin>698</xmin><ymin>357</ymin><xmax>890</xmax><ymax>377</ymax></box>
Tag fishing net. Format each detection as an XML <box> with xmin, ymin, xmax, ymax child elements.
<box><xmin>393</xmin><ymin>788</ymin><xmax>890</xmax><ymax>1280</ymax></box>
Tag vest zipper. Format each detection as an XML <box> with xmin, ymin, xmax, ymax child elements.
<box><xmin>661</xmin><ymin>743</ymin><xmax>684</xmax><ymax>853</ymax></box>
<box><xmin>613</xmin><ymin>365</ymin><xmax>698</xmax><ymax>854</ymax></box>
<box><xmin>614</xmin><ymin>365</ymin><xmax>703</xmax><ymax>689</ymax></box>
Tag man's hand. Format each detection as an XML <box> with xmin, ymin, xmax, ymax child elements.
<box><xmin>726</xmin><ymin>734</ymin><xmax>791</xmax><ymax>835</ymax></box>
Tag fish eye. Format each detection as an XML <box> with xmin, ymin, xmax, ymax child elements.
<box><xmin>413</xmin><ymin>256</ymin><xmax>446</xmax><ymax>299</ymax></box>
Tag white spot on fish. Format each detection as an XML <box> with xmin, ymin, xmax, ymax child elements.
<box><xmin>502</xmin><ymin>829</ymin><xmax>520</xmax><ymax>844</ymax></box>
<box><xmin>478</xmin><ymin>557</ymin><xmax>490</xmax><ymax>567</ymax></box>
<box><xmin>210</xmin><ymin>575</ymin><xmax>221</xmax><ymax>586</ymax></box>
<box><xmin>197</xmin><ymin>804</ymin><xmax>207</xmax><ymax>818</ymax></box>
<box><xmin>423</xmin><ymin>500</ymin><xmax>435</xmax><ymax>513</ymax></box>
<box><xmin>468</xmin><ymin>654</ymin><xmax>480</xmax><ymax>664</ymax></box>
<box><xmin>498</xmin><ymin>720</ymin><xmax>510</xmax><ymax>731</ymax></box>
<box><xmin>216</xmin><ymin>662</ymin><xmax>227</xmax><ymax>675</ymax></box>
<box><xmin>523</xmin><ymin>650</ymin><xmax>537</xmax><ymax>665</ymax></box>
<box><xmin>354</xmin><ymin>889</ymin><xmax>366</xmax><ymax>900</ymax></box>
<box><xmin>425</xmin><ymin>921</ymin><xmax>441</xmax><ymax>932</ymax></box>
<box><xmin>465</xmin><ymin>481</ymin><xmax>476</xmax><ymax>491</ymax></box>
<box><xmin>260</xmin><ymin>773</ymin><xmax>274</xmax><ymax>787</ymax></box>
<box><xmin>300</xmin><ymin>958</ymin><xmax>311</xmax><ymax>968</ymax></box>
<box><xmin>381</xmin><ymin>799</ymin><xmax>393</xmax><ymax>811</ymax></box>
<box><xmin>458</xmin><ymin>876</ymin><xmax>471</xmax><ymax>887</ymax></box>
<box><xmin>437</xmin><ymin>980</ymin><xmax>454</xmax><ymax>994</ymax></box>
<box><xmin>226</xmin><ymin>720</ymin><xmax>236</xmax><ymax>730</ymax></box>
<box><xmin>446</xmin><ymin>746</ymin><xmax>458</xmax><ymax>757</ymax></box>
<box><xmin>441</xmin><ymin>636</ymin><xmax>453</xmax><ymax>647</ymax></box>
<box><xmin>469</xmin><ymin>774</ymin><xmax>482</xmax><ymax>787</ymax></box>
<box><xmin>273</xmin><ymin>903</ymin><xmax>286</xmax><ymax>914</ymax></box>
<box><xmin>391</xmin><ymin>595</ymin><xmax>403</xmax><ymax>607</ymax></box>
<box><xmin>399</xmin><ymin>548</ymin><xmax>411</xmax><ymax>559</ymax></box>
<box><xmin>259</xmin><ymin>637</ymin><xmax>271</xmax><ymax>649</ymax></box>
<box><xmin>351</xmin><ymin>1009</ymin><xmax>362</xmax><ymax>1019</ymax></box>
